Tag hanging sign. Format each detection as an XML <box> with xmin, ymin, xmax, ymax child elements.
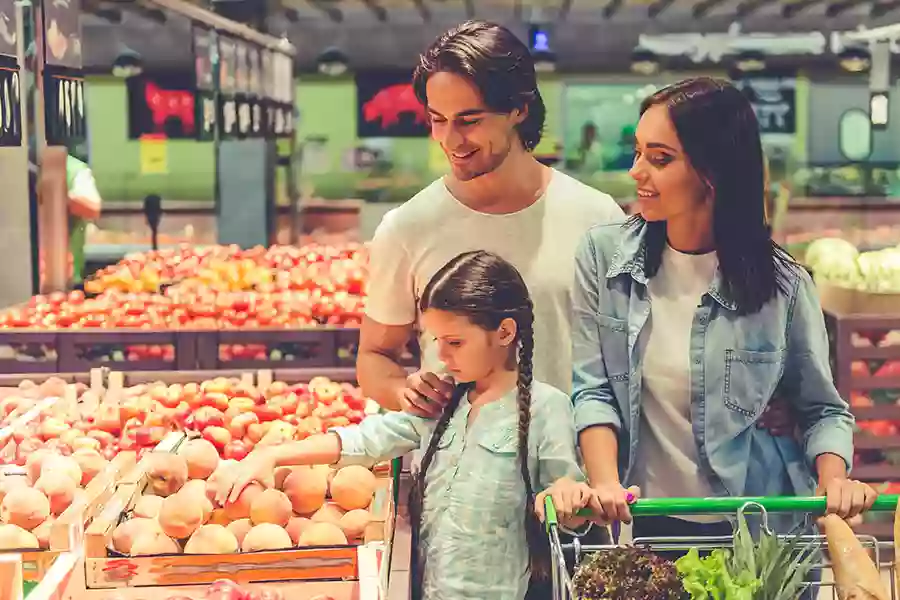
<box><xmin>0</xmin><ymin>0</ymin><xmax>17</xmax><ymax>59</ymax></box>
<box><xmin>43</xmin><ymin>67</ymin><xmax>86</xmax><ymax>146</ymax></box>
<box><xmin>267</xmin><ymin>52</ymin><xmax>293</xmax><ymax>139</ymax></box>
<box><xmin>734</xmin><ymin>76</ymin><xmax>796</xmax><ymax>134</ymax></box>
<box><xmin>192</xmin><ymin>25</ymin><xmax>214</xmax><ymax>91</ymax></box>
<box><xmin>0</xmin><ymin>57</ymin><xmax>21</xmax><ymax>147</ymax></box>
<box><xmin>139</xmin><ymin>135</ymin><xmax>168</xmax><ymax>175</ymax></box>
<box><xmin>42</xmin><ymin>0</ymin><xmax>82</xmax><ymax>69</ymax></box>
<box><xmin>246</xmin><ymin>45</ymin><xmax>263</xmax><ymax>138</ymax></box>
<box><xmin>217</xmin><ymin>35</ymin><xmax>238</xmax><ymax>139</ymax></box>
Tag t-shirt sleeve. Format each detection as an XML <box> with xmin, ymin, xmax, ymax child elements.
<box><xmin>364</xmin><ymin>211</ymin><xmax>417</xmax><ymax>326</ymax></box>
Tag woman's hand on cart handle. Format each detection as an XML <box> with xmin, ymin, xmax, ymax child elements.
<box><xmin>817</xmin><ymin>477</ymin><xmax>878</xmax><ymax>526</ymax></box>
<box><xmin>536</xmin><ymin>478</ymin><xmax>600</xmax><ymax>527</ymax></box>
<box><xmin>588</xmin><ymin>482</ymin><xmax>641</xmax><ymax>525</ymax></box>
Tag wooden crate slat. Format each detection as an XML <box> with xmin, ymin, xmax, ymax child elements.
<box><xmin>853</xmin><ymin>406</ymin><xmax>900</xmax><ymax>420</ymax></box>
<box><xmin>851</xmin><ymin>376</ymin><xmax>900</xmax><ymax>391</ymax></box>
<box><xmin>854</xmin><ymin>435</ymin><xmax>900</xmax><ymax>450</ymax></box>
<box><xmin>852</xmin><ymin>463</ymin><xmax>900</xmax><ymax>481</ymax></box>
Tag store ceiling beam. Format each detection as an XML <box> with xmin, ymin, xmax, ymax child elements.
<box><xmin>306</xmin><ymin>0</ymin><xmax>344</xmax><ymax>23</ymax></box>
<box><xmin>463</xmin><ymin>0</ymin><xmax>475</xmax><ymax>18</ymax></box>
<box><xmin>692</xmin><ymin>0</ymin><xmax>729</xmax><ymax>18</ymax></box>
<box><xmin>781</xmin><ymin>0</ymin><xmax>824</xmax><ymax>17</ymax></box>
<box><xmin>141</xmin><ymin>0</ymin><xmax>296</xmax><ymax>52</ymax></box>
<box><xmin>360</xmin><ymin>0</ymin><xmax>388</xmax><ymax>21</ymax></box>
<box><xmin>825</xmin><ymin>0</ymin><xmax>869</xmax><ymax>17</ymax></box>
<box><xmin>648</xmin><ymin>0</ymin><xmax>677</xmax><ymax>17</ymax></box>
<box><xmin>734</xmin><ymin>0</ymin><xmax>778</xmax><ymax>17</ymax></box>
<box><xmin>603</xmin><ymin>0</ymin><xmax>625</xmax><ymax>18</ymax></box>
<box><xmin>871</xmin><ymin>0</ymin><xmax>900</xmax><ymax>17</ymax></box>
<box><xmin>558</xmin><ymin>0</ymin><xmax>574</xmax><ymax>19</ymax></box>
<box><xmin>411</xmin><ymin>0</ymin><xmax>431</xmax><ymax>21</ymax></box>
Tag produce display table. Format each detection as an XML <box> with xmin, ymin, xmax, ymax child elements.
<box><xmin>0</xmin><ymin>366</ymin><xmax>404</xmax><ymax>600</ymax></box>
<box><xmin>824</xmin><ymin>309</ymin><xmax>900</xmax><ymax>539</ymax></box>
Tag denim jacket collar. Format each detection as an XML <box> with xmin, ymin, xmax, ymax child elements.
<box><xmin>604</xmin><ymin>222</ymin><xmax>738</xmax><ymax>312</ymax></box>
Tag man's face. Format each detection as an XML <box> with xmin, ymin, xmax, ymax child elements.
<box><xmin>424</xmin><ymin>71</ymin><xmax>525</xmax><ymax>182</ymax></box>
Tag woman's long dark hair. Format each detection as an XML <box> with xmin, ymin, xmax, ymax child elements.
<box><xmin>407</xmin><ymin>250</ymin><xmax>548</xmax><ymax>600</ymax></box>
<box><xmin>631</xmin><ymin>77</ymin><xmax>796</xmax><ymax>315</ymax></box>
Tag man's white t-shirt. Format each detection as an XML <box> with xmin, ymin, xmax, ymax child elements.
<box><xmin>364</xmin><ymin>168</ymin><xmax>624</xmax><ymax>394</ymax></box>
<box><xmin>633</xmin><ymin>245</ymin><xmax>721</xmax><ymax>522</ymax></box>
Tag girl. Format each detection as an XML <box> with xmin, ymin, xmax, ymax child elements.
<box><xmin>216</xmin><ymin>250</ymin><xmax>601</xmax><ymax>600</ymax></box>
<box><xmin>569</xmin><ymin>77</ymin><xmax>876</xmax><ymax>538</ymax></box>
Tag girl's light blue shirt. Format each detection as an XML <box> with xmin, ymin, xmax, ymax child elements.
<box><xmin>333</xmin><ymin>380</ymin><xmax>584</xmax><ymax>600</ymax></box>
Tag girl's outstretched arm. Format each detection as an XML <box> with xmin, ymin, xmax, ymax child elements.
<box><xmin>215</xmin><ymin>411</ymin><xmax>428</xmax><ymax>506</ymax></box>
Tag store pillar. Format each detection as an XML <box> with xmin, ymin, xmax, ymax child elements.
<box><xmin>0</xmin><ymin>0</ymin><xmax>32</xmax><ymax>307</ymax></box>
<box><xmin>216</xmin><ymin>138</ymin><xmax>276</xmax><ymax>248</ymax></box>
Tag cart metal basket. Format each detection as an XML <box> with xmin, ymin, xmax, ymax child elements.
<box><xmin>544</xmin><ymin>495</ymin><xmax>900</xmax><ymax>600</ymax></box>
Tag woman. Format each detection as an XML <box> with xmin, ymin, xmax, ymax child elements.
<box><xmin>570</xmin><ymin>77</ymin><xmax>874</xmax><ymax>539</ymax></box>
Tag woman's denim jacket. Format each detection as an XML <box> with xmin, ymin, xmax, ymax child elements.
<box><xmin>571</xmin><ymin>222</ymin><xmax>854</xmax><ymax>516</ymax></box>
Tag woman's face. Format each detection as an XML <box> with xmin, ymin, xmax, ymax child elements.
<box><xmin>629</xmin><ymin>103</ymin><xmax>709</xmax><ymax>223</ymax></box>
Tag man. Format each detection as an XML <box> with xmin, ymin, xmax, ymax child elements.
<box><xmin>357</xmin><ymin>20</ymin><xmax>624</xmax><ymax>415</ymax></box>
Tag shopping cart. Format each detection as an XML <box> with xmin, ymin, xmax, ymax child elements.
<box><xmin>544</xmin><ymin>494</ymin><xmax>900</xmax><ymax>600</ymax></box>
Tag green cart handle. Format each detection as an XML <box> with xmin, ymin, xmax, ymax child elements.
<box><xmin>545</xmin><ymin>494</ymin><xmax>900</xmax><ymax>530</ymax></box>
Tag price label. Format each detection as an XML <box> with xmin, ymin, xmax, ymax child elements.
<box><xmin>220</xmin><ymin>98</ymin><xmax>237</xmax><ymax>137</ymax></box>
<box><xmin>252</xmin><ymin>102</ymin><xmax>262</xmax><ymax>135</ymax></box>
<box><xmin>238</xmin><ymin>101</ymin><xmax>251</xmax><ymax>136</ymax></box>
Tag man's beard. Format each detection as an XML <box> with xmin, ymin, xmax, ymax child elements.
<box><xmin>452</xmin><ymin>137</ymin><xmax>513</xmax><ymax>182</ymax></box>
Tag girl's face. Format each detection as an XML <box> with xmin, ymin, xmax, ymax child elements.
<box><xmin>420</xmin><ymin>309</ymin><xmax>517</xmax><ymax>383</ymax></box>
<box><xmin>630</xmin><ymin>103</ymin><xmax>710</xmax><ymax>223</ymax></box>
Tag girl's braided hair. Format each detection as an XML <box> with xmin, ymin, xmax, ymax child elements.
<box><xmin>408</xmin><ymin>250</ymin><xmax>547</xmax><ymax>600</ymax></box>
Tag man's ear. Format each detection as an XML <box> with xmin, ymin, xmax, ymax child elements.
<box><xmin>511</xmin><ymin>104</ymin><xmax>529</xmax><ymax>126</ymax></box>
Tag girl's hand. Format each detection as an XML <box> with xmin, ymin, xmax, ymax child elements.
<box><xmin>535</xmin><ymin>478</ymin><xmax>596</xmax><ymax>527</ymax></box>
<box><xmin>213</xmin><ymin>449</ymin><xmax>277</xmax><ymax>507</ymax></box>
<box><xmin>818</xmin><ymin>478</ymin><xmax>878</xmax><ymax>525</ymax></box>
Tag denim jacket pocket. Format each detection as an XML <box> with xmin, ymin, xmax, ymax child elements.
<box><xmin>595</xmin><ymin>314</ymin><xmax>630</xmax><ymax>382</ymax></box>
<box><xmin>723</xmin><ymin>349</ymin><xmax>785</xmax><ymax>418</ymax></box>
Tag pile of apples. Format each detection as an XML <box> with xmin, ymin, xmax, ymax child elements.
<box><xmin>116</xmin><ymin>376</ymin><xmax>378</xmax><ymax>462</ymax></box>
<box><xmin>0</xmin><ymin>376</ymin><xmax>377</xmax><ymax>469</ymax></box>
<box><xmin>0</xmin><ymin>243</ymin><xmax>366</xmax><ymax>332</ymax></box>
<box><xmin>0</xmin><ymin>449</ymin><xmax>108</xmax><ymax>550</ymax></box>
<box><xmin>111</xmin><ymin>446</ymin><xmax>378</xmax><ymax>556</ymax></box>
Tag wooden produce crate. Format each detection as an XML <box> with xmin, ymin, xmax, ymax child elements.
<box><xmin>194</xmin><ymin>327</ymin><xmax>419</xmax><ymax>371</ymax></box>
<box><xmin>0</xmin><ymin>331</ymin><xmax>61</xmax><ymax>374</ymax></box>
<box><xmin>56</xmin><ymin>330</ymin><xmax>197</xmax><ymax>373</ymax></box>
<box><xmin>2</xmin><ymin>550</ymin><xmax>80</xmax><ymax>600</ymax></box>
<box><xmin>83</xmin><ymin>431</ymin><xmax>395</xmax><ymax>589</ymax></box>
<box><xmin>824</xmin><ymin>310</ymin><xmax>900</xmax><ymax>539</ymax></box>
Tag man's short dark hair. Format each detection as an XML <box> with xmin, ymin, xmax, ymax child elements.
<box><xmin>412</xmin><ymin>20</ymin><xmax>546</xmax><ymax>152</ymax></box>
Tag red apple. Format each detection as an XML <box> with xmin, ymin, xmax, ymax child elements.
<box><xmin>227</xmin><ymin>396</ymin><xmax>255</xmax><ymax>414</ymax></box>
<box><xmin>203</xmin><ymin>426</ymin><xmax>232</xmax><ymax>452</ymax></box>
<box><xmin>200</xmin><ymin>392</ymin><xmax>230</xmax><ymax>412</ymax></box>
<box><xmin>222</xmin><ymin>440</ymin><xmax>251</xmax><ymax>461</ymax></box>
<box><xmin>191</xmin><ymin>406</ymin><xmax>225</xmax><ymax>431</ymax></box>
<box><xmin>252</xmin><ymin>405</ymin><xmax>282</xmax><ymax>423</ymax></box>
<box><xmin>228</xmin><ymin>412</ymin><xmax>259</xmax><ymax>439</ymax></box>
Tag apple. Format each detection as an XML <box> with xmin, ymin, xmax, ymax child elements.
<box><xmin>227</xmin><ymin>412</ymin><xmax>259</xmax><ymax>439</ymax></box>
<box><xmin>190</xmin><ymin>407</ymin><xmax>226</xmax><ymax>431</ymax></box>
<box><xmin>312</xmin><ymin>382</ymin><xmax>341</xmax><ymax>405</ymax></box>
<box><xmin>252</xmin><ymin>405</ymin><xmax>282</xmax><ymax>423</ymax></box>
<box><xmin>203</xmin><ymin>426</ymin><xmax>232</xmax><ymax>452</ymax></box>
<box><xmin>227</xmin><ymin>396</ymin><xmax>255</xmax><ymax>414</ymax></box>
<box><xmin>222</xmin><ymin>440</ymin><xmax>251</xmax><ymax>461</ymax></box>
<box><xmin>200</xmin><ymin>393</ymin><xmax>230</xmax><ymax>412</ymax></box>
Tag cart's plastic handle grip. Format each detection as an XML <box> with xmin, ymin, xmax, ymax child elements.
<box><xmin>542</xmin><ymin>495</ymin><xmax>900</xmax><ymax>526</ymax></box>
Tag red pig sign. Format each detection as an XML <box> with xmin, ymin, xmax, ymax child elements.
<box><xmin>356</xmin><ymin>72</ymin><xmax>430</xmax><ymax>138</ymax></box>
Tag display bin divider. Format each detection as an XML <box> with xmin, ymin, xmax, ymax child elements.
<box><xmin>0</xmin><ymin>331</ymin><xmax>61</xmax><ymax>374</ymax></box>
<box><xmin>56</xmin><ymin>330</ymin><xmax>198</xmax><ymax>373</ymax></box>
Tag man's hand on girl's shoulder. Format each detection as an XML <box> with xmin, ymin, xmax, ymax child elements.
<box><xmin>398</xmin><ymin>370</ymin><xmax>454</xmax><ymax>418</ymax></box>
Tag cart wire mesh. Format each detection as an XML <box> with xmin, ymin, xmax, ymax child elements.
<box><xmin>544</xmin><ymin>494</ymin><xmax>900</xmax><ymax>600</ymax></box>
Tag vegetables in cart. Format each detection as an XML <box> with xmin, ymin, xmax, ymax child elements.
<box><xmin>572</xmin><ymin>546</ymin><xmax>683</xmax><ymax>599</ymax></box>
<box><xmin>822</xmin><ymin>514</ymin><xmax>888</xmax><ymax>600</ymax></box>
<box><xmin>676</xmin><ymin>511</ymin><xmax>816</xmax><ymax>600</ymax></box>
<box><xmin>676</xmin><ymin>549</ymin><xmax>759</xmax><ymax>599</ymax></box>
